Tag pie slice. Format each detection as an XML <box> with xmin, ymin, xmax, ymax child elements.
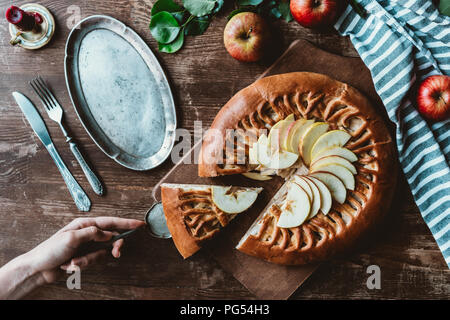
<box><xmin>198</xmin><ymin>72</ymin><xmax>397</xmax><ymax>265</ymax></box>
<box><xmin>161</xmin><ymin>183</ymin><xmax>262</xmax><ymax>259</ymax></box>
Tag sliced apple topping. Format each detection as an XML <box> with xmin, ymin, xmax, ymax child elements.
<box><xmin>242</xmin><ymin>117</ymin><xmax>359</xmax><ymax>226</ymax></box>
<box><xmin>282</xmin><ymin>120</ymin><xmax>299</xmax><ymax>151</ymax></box>
<box><xmin>211</xmin><ymin>186</ymin><xmax>262</xmax><ymax>214</ymax></box>
<box><xmin>300</xmin><ymin>122</ymin><xmax>329</xmax><ymax>165</ymax></box>
<box><xmin>256</xmin><ymin>134</ymin><xmax>299</xmax><ymax>169</ymax></box>
<box><xmin>268</xmin><ymin>114</ymin><xmax>294</xmax><ymax>153</ymax></box>
<box><xmin>310</xmin><ymin>130</ymin><xmax>351</xmax><ymax>162</ymax></box>
<box><xmin>248</xmin><ymin>142</ymin><xmax>259</xmax><ymax>165</ymax></box>
<box><xmin>277</xmin><ymin>182</ymin><xmax>311</xmax><ymax>228</ymax></box>
<box><xmin>267</xmin><ymin>150</ymin><xmax>299</xmax><ymax>170</ymax></box>
<box><xmin>311</xmin><ymin>164</ymin><xmax>355</xmax><ymax>190</ymax></box>
<box><xmin>267</xmin><ymin>122</ymin><xmax>283</xmax><ymax>152</ymax></box>
<box><xmin>256</xmin><ymin>134</ymin><xmax>272</xmax><ymax>166</ymax></box>
<box><xmin>309</xmin><ymin>172</ymin><xmax>347</xmax><ymax>204</ymax></box>
<box><xmin>294</xmin><ymin>175</ymin><xmax>321</xmax><ymax>219</ymax></box>
<box><xmin>280</xmin><ymin>114</ymin><xmax>295</xmax><ymax>150</ymax></box>
<box><xmin>311</xmin><ymin>155</ymin><xmax>357</xmax><ymax>174</ymax></box>
<box><xmin>287</xmin><ymin>119</ymin><xmax>315</xmax><ymax>154</ymax></box>
<box><xmin>301</xmin><ymin>176</ymin><xmax>322</xmax><ymax>219</ymax></box>
<box><xmin>242</xmin><ymin>172</ymin><xmax>272</xmax><ymax>181</ymax></box>
<box><xmin>305</xmin><ymin>176</ymin><xmax>332</xmax><ymax>215</ymax></box>
<box><xmin>259</xmin><ymin>168</ymin><xmax>277</xmax><ymax>176</ymax></box>
<box><xmin>293</xmin><ymin>175</ymin><xmax>313</xmax><ymax>199</ymax></box>
<box><xmin>312</xmin><ymin>146</ymin><xmax>357</xmax><ymax>163</ymax></box>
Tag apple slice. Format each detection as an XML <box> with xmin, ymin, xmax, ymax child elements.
<box><xmin>309</xmin><ymin>172</ymin><xmax>346</xmax><ymax>204</ymax></box>
<box><xmin>300</xmin><ymin>122</ymin><xmax>329</xmax><ymax>165</ymax></box>
<box><xmin>310</xmin><ymin>130</ymin><xmax>351</xmax><ymax>161</ymax></box>
<box><xmin>312</xmin><ymin>146</ymin><xmax>357</xmax><ymax>163</ymax></box>
<box><xmin>283</xmin><ymin>119</ymin><xmax>300</xmax><ymax>152</ymax></box>
<box><xmin>242</xmin><ymin>172</ymin><xmax>272</xmax><ymax>181</ymax></box>
<box><xmin>305</xmin><ymin>176</ymin><xmax>332</xmax><ymax>215</ymax></box>
<box><xmin>280</xmin><ymin>114</ymin><xmax>295</xmax><ymax>150</ymax></box>
<box><xmin>277</xmin><ymin>183</ymin><xmax>311</xmax><ymax>228</ymax></box>
<box><xmin>311</xmin><ymin>155</ymin><xmax>357</xmax><ymax>174</ymax></box>
<box><xmin>211</xmin><ymin>186</ymin><xmax>262</xmax><ymax>214</ymax></box>
<box><xmin>267</xmin><ymin>121</ymin><xmax>284</xmax><ymax>152</ymax></box>
<box><xmin>268</xmin><ymin>115</ymin><xmax>294</xmax><ymax>152</ymax></box>
<box><xmin>256</xmin><ymin>134</ymin><xmax>272</xmax><ymax>166</ymax></box>
<box><xmin>295</xmin><ymin>175</ymin><xmax>321</xmax><ymax>219</ymax></box>
<box><xmin>268</xmin><ymin>150</ymin><xmax>299</xmax><ymax>169</ymax></box>
<box><xmin>287</xmin><ymin>119</ymin><xmax>315</xmax><ymax>154</ymax></box>
<box><xmin>259</xmin><ymin>168</ymin><xmax>277</xmax><ymax>176</ymax></box>
<box><xmin>311</xmin><ymin>164</ymin><xmax>355</xmax><ymax>190</ymax></box>
<box><xmin>293</xmin><ymin>175</ymin><xmax>313</xmax><ymax>199</ymax></box>
<box><xmin>256</xmin><ymin>134</ymin><xmax>298</xmax><ymax>169</ymax></box>
<box><xmin>285</xmin><ymin>119</ymin><xmax>305</xmax><ymax>152</ymax></box>
<box><xmin>248</xmin><ymin>142</ymin><xmax>258</xmax><ymax>165</ymax></box>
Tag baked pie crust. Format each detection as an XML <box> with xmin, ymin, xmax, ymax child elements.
<box><xmin>198</xmin><ymin>72</ymin><xmax>397</xmax><ymax>265</ymax></box>
<box><xmin>161</xmin><ymin>183</ymin><xmax>261</xmax><ymax>259</ymax></box>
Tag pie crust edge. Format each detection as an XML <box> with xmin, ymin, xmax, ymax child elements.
<box><xmin>198</xmin><ymin>72</ymin><xmax>398</xmax><ymax>265</ymax></box>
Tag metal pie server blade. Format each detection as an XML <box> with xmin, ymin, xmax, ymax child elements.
<box><xmin>75</xmin><ymin>202</ymin><xmax>171</xmax><ymax>256</ymax></box>
<box><xmin>145</xmin><ymin>202</ymin><xmax>171</xmax><ymax>239</ymax></box>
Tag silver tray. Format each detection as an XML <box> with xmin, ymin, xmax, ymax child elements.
<box><xmin>64</xmin><ymin>15</ymin><xmax>176</xmax><ymax>171</ymax></box>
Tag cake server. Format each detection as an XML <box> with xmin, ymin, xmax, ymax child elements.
<box><xmin>75</xmin><ymin>202</ymin><xmax>171</xmax><ymax>256</ymax></box>
<box><xmin>12</xmin><ymin>91</ymin><xmax>91</xmax><ymax>212</ymax></box>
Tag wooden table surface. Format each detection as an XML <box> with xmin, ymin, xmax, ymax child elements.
<box><xmin>0</xmin><ymin>0</ymin><xmax>448</xmax><ymax>300</ymax></box>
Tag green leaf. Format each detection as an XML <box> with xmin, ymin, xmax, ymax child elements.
<box><xmin>440</xmin><ymin>0</ymin><xmax>450</xmax><ymax>16</ymax></box>
<box><xmin>183</xmin><ymin>0</ymin><xmax>216</xmax><ymax>17</ymax></box>
<box><xmin>171</xmin><ymin>11</ymin><xmax>186</xmax><ymax>24</ymax></box>
<box><xmin>238</xmin><ymin>0</ymin><xmax>264</xmax><ymax>5</ymax></box>
<box><xmin>184</xmin><ymin>16</ymin><xmax>210</xmax><ymax>36</ymax></box>
<box><xmin>151</xmin><ymin>0</ymin><xmax>182</xmax><ymax>16</ymax></box>
<box><xmin>213</xmin><ymin>0</ymin><xmax>225</xmax><ymax>14</ymax></box>
<box><xmin>256</xmin><ymin>0</ymin><xmax>277</xmax><ymax>17</ymax></box>
<box><xmin>270</xmin><ymin>7</ymin><xmax>282</xmax><ymax>19</ymax></box>
<box><xmin>159</xmin><ymin>31</ymin><xmax>185</xmax><ymax>53</ymax></box>
<box><xmin>228</xmin><ymin>7</ymin><xmax>256</xmax><ymax>20</ymax></box>
<box><xmin>149</xmin><ymin>12</ymin><xmax>181</xmax><ymax>44</ymax></box>
<box><xmin>278</xmin><ymin>1</ymin><xmax>293</xmax><ymax>22</ymax></box>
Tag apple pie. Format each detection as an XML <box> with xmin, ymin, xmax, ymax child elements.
<box><xmin>161</xmin><ymin>183</ymin><xmax>262</xmax><ymax>259</ymax></box>
<box><xmin>198</xmin><ymin>72</ymin><xmax>396</xmax><ymax>265</ymax></box>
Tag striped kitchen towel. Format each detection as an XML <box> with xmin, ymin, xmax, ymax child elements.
<box><xmin>335</xmin><ymin>0</ymin><xmax>450</xmax><ymax>267</ymax></box>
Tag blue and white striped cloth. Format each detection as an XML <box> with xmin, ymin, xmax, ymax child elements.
<box><xmin>334</xmin><ymin>0</ymin><xmax>450</xmax><ymax>268</ymax></box>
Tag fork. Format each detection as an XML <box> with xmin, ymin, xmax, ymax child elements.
<box><xmin>30</xmin><ymin>76</ymin><xmax>104</xmax><ymax>196</ymax></box>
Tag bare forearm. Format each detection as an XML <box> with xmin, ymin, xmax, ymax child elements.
<box><xmin>0</xmin><ymin>253</ymin><xmax>45</xmax><ymax>300</ymax></box>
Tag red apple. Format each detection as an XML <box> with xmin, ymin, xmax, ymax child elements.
<box><xmin>290</xmin><ymin>0</ymin><xmax>339</xmax><ymax>29</ymax></box>
<box><xmin>417</xmin><ymin>75</ymin><xmax>450</xmax><ymax>121</ymax></box>
<box><xmin>223</xmin><ymin>12</ymin><xmax>270</xmax><ymax>62</ymax></box>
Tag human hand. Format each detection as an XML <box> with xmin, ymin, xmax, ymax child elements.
<box><xmin>24</xmin><ymin>217</ymin><xmax>145</xmax><ymax>284</ymax></box>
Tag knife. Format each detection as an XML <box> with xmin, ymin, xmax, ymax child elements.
<box><xmin>12</xmin><ymin>92</ymin><xmax>91</xmax><ymax>212</ymax></box>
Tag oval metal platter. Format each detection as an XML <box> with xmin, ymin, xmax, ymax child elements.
<box><xmin>64</xmin><ymin>15</ymin><xmax>176</xmax><ymax>171</ymax></box>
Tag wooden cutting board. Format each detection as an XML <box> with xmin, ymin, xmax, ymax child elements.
<box><xmin>152</xmin><ymin>39</ymin><xmax>386</xmax><ymax>300</ymax></box>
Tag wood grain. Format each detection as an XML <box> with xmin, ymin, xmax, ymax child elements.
<box><xmin>0</xmin><ymin>0</ymin><xmax>448</xmax><ymax>300</ymax></box>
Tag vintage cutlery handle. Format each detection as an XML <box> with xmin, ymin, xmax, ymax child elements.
<box><xmin>75</xmin><ymin>227</ymin><xmax>142</xmax><ymax>257</ymax></box>
<box><xmin>47</xmin><ymin>144</ymin><xmax>91</xmax><ymax>212</ymax></box>
<box><xmin>69</xmin><ymin>141</ymin><xmax>104</xmax><ymax>196</ymax></box>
